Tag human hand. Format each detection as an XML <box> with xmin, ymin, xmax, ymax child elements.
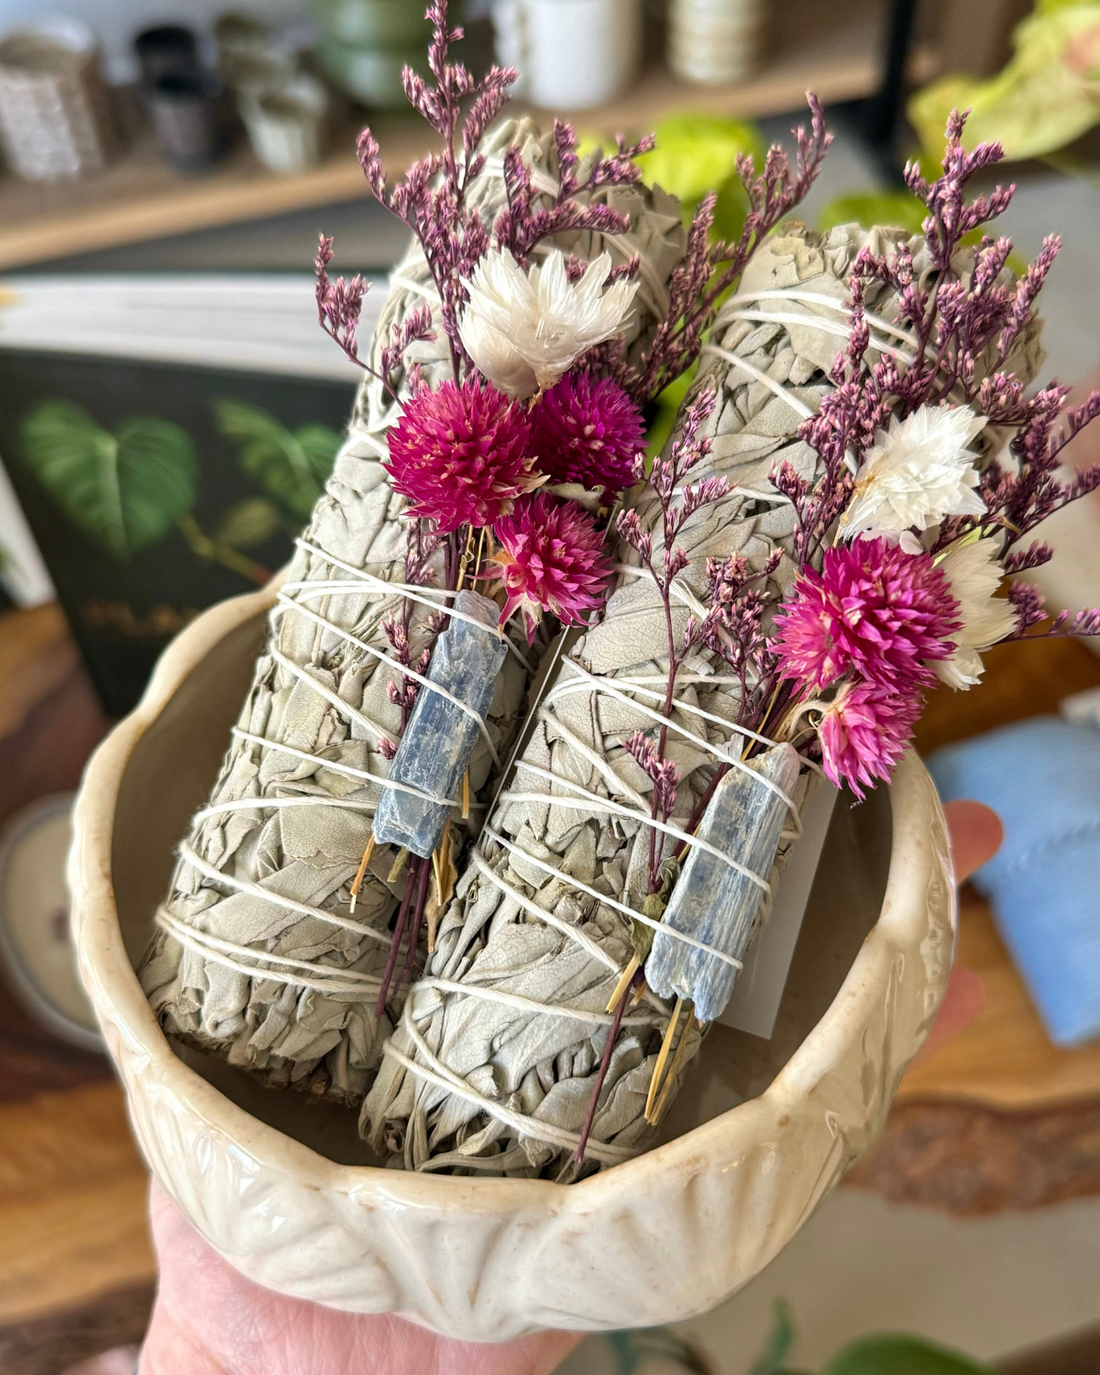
<box><xmin>915</xmin><ymin>798</ymin><xmax>1002</xmax><ymax>1063</ymax></box>
<box><xmin>137</xmin><ymin>799</ymin><xmax>1002</xmax><ymax>1375</ymax></box>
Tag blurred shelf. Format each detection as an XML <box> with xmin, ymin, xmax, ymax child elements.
<box><xmin>0</xmin><ymin>0</ymin><xmax>939</xmax><ymax>272</ymax></box>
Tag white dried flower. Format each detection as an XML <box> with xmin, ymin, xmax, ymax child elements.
<box><xmin>840</xmin><ymin>404</ymin><xmax>988</xmax><ymax>541</ymax></box>
<box><xmin>458</xmin><ymin>247</ymin><xmax>638</xmax><ymax>399</ymax></box>
<box><xmin>934</xmin><ymin>535</ymin><xmax>1016</xmax><ymax>689</ymax></box>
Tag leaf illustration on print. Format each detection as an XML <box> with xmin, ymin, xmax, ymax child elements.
<box><xmin>213</xmin><ymin>398</ymin><xmax>341</xmax><ymax>522</ymax></box>
<box><xmin>20</xmin><ymin>400</ymin><xmax>197</xmax><ymax>561</ymax></box>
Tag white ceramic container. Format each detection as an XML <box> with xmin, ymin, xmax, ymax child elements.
<box><xmin>70</xmin><ymin>581</ymin><xmax>955</xmax><ymax>1343</ymax></box>
<box><xmin>668</xmin><ymin>0</ymin><xmax>765</xmax><ymax>87</ymax></box>
<box><xmin>239</xmin><ymin>73</ymin><xmax>328</xmax><ymax>176</ymax></box>
<box><xmin>492</xmin><ymin>0</ymin><xmax>643</xmax><ymax>110</ymax></box>
<box><xmin>0</xmin><ymin>17</ymin><xmax>115</xmax><ymax>181</ymax></box>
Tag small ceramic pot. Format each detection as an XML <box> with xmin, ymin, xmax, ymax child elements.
<box><xmin>0</xmin><ymin>793</ymin><xmax>102</xmax><ymax>1052</ymax></box>
<box><xmin>70</xmin><ymin>583</ymin><xmax>955</xmax><ymax>1343</ymax></box>
<box><xmin>315</xmin><ymin>37</ymin><xmax>423</xmax><ymax>107</ymax></box>
<box><xmin>215</xmin><ymin>15</ymin><xmax>298</xmax><ymax>95</ymax></box>
<box><xmin>133</xmin><ymin>24</ymin><xmax>200</xmax><ymax>86</ymax></box>
<box><xmin>240</xmin><ymin>73</ymin><xmax>328</xmax><ymax>175</ymax></box>
<box><xmin>0</xmin><ymin>18</ymin><xmax>115</xmax><ymax>182</ymax></box>
<box><xmin>668</xmin><ymin>0</ymin><xmax>765</xmax><ymax>87</ymax></box>
<box><xmin>147</xmin><ymin>70</ymin><xmax>227</xmax><ymax>172</ymax></box>
<box><xmin>492</xmin><ymin>0</ymin><xmax>642</xmax><ymax>109</ymax></box>
<box><xmin>312</xmin><ymin>0</ymin><xmax>431</xmax><ymax>47</ymax></box>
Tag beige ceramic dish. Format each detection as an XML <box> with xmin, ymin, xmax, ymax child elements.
<box><xmin>70</xmin><ymin>583</ymin><xmax>955</xmax><ymax>1342</ymax></box>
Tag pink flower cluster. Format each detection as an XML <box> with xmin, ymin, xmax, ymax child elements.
<box><xmin>491</xmin><ymin>493</ymin><xmax>612</xmax><ymax>643</ymax></box>
<box><xmin>775</xmin><ymin>539</ymin><xmax>961</xmax><ymax>798</ymax></box>
<box><xmin>384</xmin><ymin>370</ymin><xmax>639</xmax><ymax>638</ymax></box>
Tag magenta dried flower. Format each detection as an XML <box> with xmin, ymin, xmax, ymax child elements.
<box><xmin>385</xmin><ymin>376</ymin><xmax>540</xmax><ymax>533</ymax></box>
<box><xmin>489</xmin><ymin>493</ymin><xmax>612</xmax><ymax>642</ymax></box>
<box><xmin>774</xmin><ymin>538</ymin><xmax>961</xmax><ymax>692</ymax></box>
<box><xmin>819</xmin><ymin>679</ymin><xmax>923</xmax><ymax>801</ymax></box>
<box><xmin>529</xmin><ymin>373</ymin><xmax>645</xmax><ymax>494</ymax></box>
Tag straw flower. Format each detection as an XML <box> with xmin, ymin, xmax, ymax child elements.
<box><xmin>840</xmin><ymin>404</ymin><xmax>987</xmax><ymax>541</ymax></box>
<box><xmin>459</xmin><ymin>247</ymin><xmax>638</xmax><ymax>399</ymax></box>
<box><xmin>933</xmin><ymin>535</ymin><xmax>1016</xmax><ymax>689</ymax></box>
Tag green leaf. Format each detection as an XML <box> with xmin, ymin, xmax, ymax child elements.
<box><xmin>1037</xmin><ymin>0</ymin><xmax>1100</xmax><ymax>15</ymax></box>
<box><xmin>214</xmin><ymin>399</ymin><xmax>341</xmax><ymax>521</ymax></box>
<box><xmin>638</xmin><ymin>114</ymin><xmax>766</xmax><ymax>209</ymax></box>
<box><xmin>637</xmin><ymin>114</ymin><xmax>766</xmax><ymax>241</ymax></box>
<box><xmin>908</xmin><ymin>5</ymin><xmax>1100</xmax><ymax>162</ymax></box>
<box><xmin>821</xmin><ymin>1336</ymin><xmax>995</xmax><ymax>1375</ymax></box>
<box><xmin>747</xmin><ymin>1301</ymin><xmax>799</xmax><ymax>1375</ymax></box>
<box><xmin>295</xmin><ymin>423</ymin><xmax>343</xmax><ymax>486</ymax></box>
<box><xmin>19</xmin><ymin>400</ymin><xmax>197</xmax><ymax>561</ymax></box>
<box><xmin>215</xmin><ymin>496</ymin><xmax>282</xmax><ymax>548</ymax></box>
<box><xmin>818</xmin><ymin>191</ymin><xmax>929</xmax><ymax>237</ymax></box>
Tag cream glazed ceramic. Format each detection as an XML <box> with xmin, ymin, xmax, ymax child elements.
<box><xmin>69</xmin><ymin>582</ymin><xmax>956</xmax><ymax>1343</ymax></box>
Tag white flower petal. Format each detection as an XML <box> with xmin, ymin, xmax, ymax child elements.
<box><xmin>459</xmin><ymin>246</ymin><xmax>638</xmax><ymax>398</ymax></box>
<box><xmin>841</xmin><ymin>403</ymin><xmax>988</xmax><ymax>541</ymax></box>
<box><xmin>934</xmin><ymin>535</ymin><xmax>1016</xmax><ymax>690</ymax></box>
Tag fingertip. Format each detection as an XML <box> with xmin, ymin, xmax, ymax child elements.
<box><xmin>944</xmin><ymin>798</ymin><xmax>1003</xmax><ymax>883</ymax></box>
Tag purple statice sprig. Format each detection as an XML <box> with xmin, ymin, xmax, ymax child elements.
<box><xmin>774</xmin><ymin>110</ymin><xmax>1100</xmax><ymax>580</ymax></box>
<box><xmin>760</xmin><ymin>109</ymin><xmax>1100</xmax><ymax>799</ymax></box>
<box><xmin>493</xmin><ymin>122</ymin><xmax>655</xmax><ymax>268</ymax></box>
<box><xmin>326</xmin><ymin>2</ymin><xmax>666</xmax><ymax>390</ymax></box>
<box><xmin>341</xmin><ymin>1</ymin><xmax>515</xmax><ymax>379</ymax></box>
<box><xmin>624</xmin><ymin>731</ymin><xmax>680</xmax><ymax>824</ymax></box>
<box><xmin>382</xmin><ymin>614</ymin><xmax>433</xmax><ymax>718</ymax></box>
<box><xmin>1008</xmin><ymin>582</ymin><xmax>1100</xmax><ymax>640</ymax></box>
<box><xmin>772</xmin><ymin>286</ymin><xmax>884</xmax><ymax>564</ymax></box>
<box><xmin>315</xmin><ymin>236</ymin><xmax>434</xmax><ymax>390</ymax></box>
<box><xmin>702</xmin><ymin>549</ymin><xmax>783</xmax><ymax>712</ymax></box>
<box><xmin>617</xmin><ymin>386</ymin><xmax>735</xmax><ymax>890</ymax></box>
<box><xmin>619</xmin><ymin>96</ymin><xmax>832</xmax><ymax>407</ymax></box>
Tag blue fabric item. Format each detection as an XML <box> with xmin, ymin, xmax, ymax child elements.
<box><xmin>928</xmin><ymin>717</ymin><xmax>1100</xmax><ymax>1047</ymax></box>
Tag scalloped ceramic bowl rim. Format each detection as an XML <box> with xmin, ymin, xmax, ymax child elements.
<box><xmin>69</xmin><ymin>581</ymin><xmax>955</xmax><ymax>1342</ymax></box>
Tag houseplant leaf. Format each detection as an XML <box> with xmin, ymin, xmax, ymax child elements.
<box><xmin>295</xmin><ymin>423</ymin><xmax>344</xmax><ymax>486</ymax></box>
<box><xmin>909</xmin><ymin>5</ymin><xmax>1100</xmax><ymax>162</ymax></box>
<box><xmin>822</xmin><ymin>1336</ymin><xmax>995</xmax><ymax>1375</ymax></box>
<box><xmin>636</xmin><ymin>114</ymin><xmax>765</xmax><ymax>241</ymax></box>
<box><xmin>19</xmin><ymin>400</ymin><xmax>197</xmax><ymax>560</ymax></box>
<box><xmin>214</xmin><ymin>398</ymin><xmax>341</xmax><ymax>521</ymax></box>
<box><xmin>216</xmin><ymin>497</ymin><xmax>282</xmax><ymax>548</ymax></box>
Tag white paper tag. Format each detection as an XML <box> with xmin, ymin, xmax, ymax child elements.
<box><xmin>717</xmin><ymin>780</ymin><xmax>839</xmax><ymax>1038</ymax></box>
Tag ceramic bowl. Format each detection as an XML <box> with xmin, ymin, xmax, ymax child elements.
<box><xmin>70</xmin><ymin>583</ymin><xmax>955</xmax><ymax>1343</ymax></box>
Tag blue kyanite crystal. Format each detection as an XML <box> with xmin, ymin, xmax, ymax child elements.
<box><xmin>372</xmin><ymin>589</ymin><xmax>508</xmax><ymax>859</ymax></box>
<box><xmin>644</xmin><ymin>743</ymin><xmax>801</xmax><ymax>1024</ymax></box>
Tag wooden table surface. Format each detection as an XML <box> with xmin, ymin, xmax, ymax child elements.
<box><xmin>1</xmin><ymin>604</ymin><xmax>1099</xmax><ymax>1368</ymax></box>
<box><xmin>0</xmin><ymin>604</ymin><xmax>153</xmax><ymax>1375</ymax></box>
<box><xmin>848</xmin><ymin>635</ymin><xmax>1100</xmax><ymax>1214</ymax></box>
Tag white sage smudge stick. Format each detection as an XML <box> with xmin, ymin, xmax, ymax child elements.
<box><xmin>138</xmin><ymin>117</ymin><xmax>687</xmax><ymax>1105</ymax></box>
<box><xmin>363</xmin><ymin>220</ymin><xmax>1045</xmax><ymax>1176</ymax></box>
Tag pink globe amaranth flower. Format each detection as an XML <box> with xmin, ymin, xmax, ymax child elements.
<box><xmin>384</xmin><ymin>377</ymin><xmax>540</xmax><ymax>534</ymax></box>
<box><xmin>774</xmin><ymin>538</ymin><xmax>961</xmax><ymax>692</ymax></box>
<box><xmin>819</xmin><ymin>679</ymin><xmax>923</xmax><ymax>800</ymax></box>
<box><xmin>528</xmin><ymin>372</ymin><xmax>645</xmax><ymax>494</ymax></box>
<box><xmin>490</xmin><ymin>493</ymin><xmax>612</xmax><ymax>643</ymax></box>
